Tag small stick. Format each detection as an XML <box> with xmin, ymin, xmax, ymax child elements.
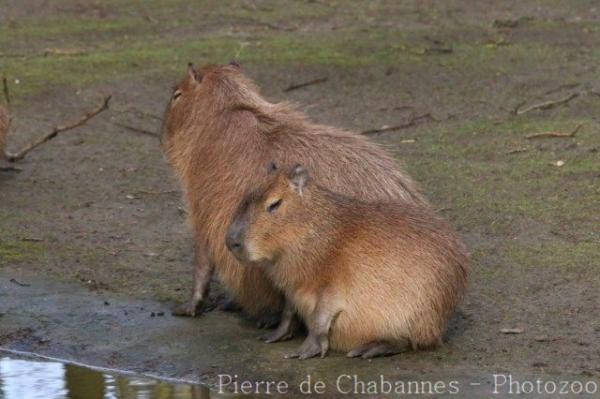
<box><xmin>361</xmin><ymin>113</ymin><xmax>432</xmax><ymax>135</ymax></box>
<box><xmin>525</xmin><ymin>124</ymin><xmax>582</xmax><ymax>140</ymax></box>
<box><xmin>500</xmin><ymin>328</ymin><xmax>524</xmax><ymax>334</ymax></box>
<box><xmin>283</xmin><ymin>77</ymin><xmax>328</xmax><ymax>92</ymax></box>
<box><xmin>544</xmin><ymin>83</ymin><xmax>579</xmax><ymax>95</ymax></box>
<box><xmin>9</xmin><ymin>278</ymin><xmax>31</xmax><ymax>287</ymax></box>
<box><xmin>115</xmin><ymin>106</ymin><xmax>163</xmax><ymax>121</ymax></box>
<box><xmin>135</xmin><ymin>189</ymin><xmax>178</xmax><ymax>195</ymax></box>
<box><xmin>2</xmin><ymin>77</ymin><xmax>10</xmax><ymax>105</ymax></box>
<box><xmin>140</xmin><ymin>11</ymin><xmax>158</xmax><ymax>24</ymax></box>
<box><xmin>506</xmin><ymin>147</ymin><xmax>529</xmax><ymax>154</ymax></box>
<box><xmin>5</xmin><ymin>96</ymin><xmax>111</xmax><ymax>162</ymax></box>
<box><xmin>113</xmin><ymin>122</ymin><xmax>159</xmax><ymax>137</ymax></box>
<box><xmin>511</xmin><ymin>100</ymin><xmax>526</xmax><ymax>115</ymax></box>
<box><xmin>516</xmin><ymin>92</ymin><xmax>579</xmax><ymax>115</ymax></box>
<box><xmin>0</xmin><ymin>165</ymin><xmax>22</xmax><ymax>172</ymax></box>
<box><xmin>20</xmin><ymin>237</ymin><xmax>43</xmax><ymax>242</ymax></box>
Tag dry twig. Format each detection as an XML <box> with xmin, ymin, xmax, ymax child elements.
<box><xmin>544</xmin><ymin>83</ymin><xmax>580</xmax><ymax>95</ymax></box>
<box><xmin>115</xmin><ymin>106</ymin><xmax>162</xmax><ymax>121</ymax></box>
<box><xmin>500</xmin><ymin>328</ymin><xmax>524</xmax><ymax>334</ymax></box>
<box><xmin>0</xmin><ymin>165</ymin><xmax>21</xmax><ymax>172</ymax></box>
<box><xmin>5</xmin><ymin>95</ymin><xmax>111</xmax><ymax>162</ymax></box>
<box><xmin>516</xmin><ymin>92</ymin><xmax>579</xmax><ymax>115</ymax></box>
<box><xmin>113</xmin><ymin>122</ymin><xmax>159</xmax><ymax>137</ymax></box>
<box><xmin>361</xmin><ymin>113</ymin><xmax>433</xmax><ymax>135</ymax></box>
<box><xmin>2</xmin><ymin>77</ymin><xmax>10</xmax><ymax>105</ymax></box>
<box><xmin>135</xmin><ymin>189</ymin><xmax>178</xmax><ymax>195</ymax></box>
<box><xmin>9</xmin><ymin>278</ymin><xmax>30</xmax><ymax>287</ymax></box>
<box><xmin>525</xmin><ymin>124</ymin><xmax>582</xmax><ymax>140</ymax></box>
<box><xmin>283</xmin><ymin>77</ymin><xmax>328</xmax><ymax>92</ymax></box>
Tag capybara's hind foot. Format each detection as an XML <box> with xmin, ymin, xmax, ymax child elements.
<box><xmin>171</xmin><ymin>300</ymin><xmax>203</xmax><ymax>317</ymax></box>
<box><xmin>347</xmin><ymin>339</ymin><xmax>409</xmax><ymax>359</ymax></box>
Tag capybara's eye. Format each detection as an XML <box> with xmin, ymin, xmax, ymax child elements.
<box><xmin>266</xmin><ymin>199</ymin><xmax>282</xmax><ymax>213</ymax></box>
<box><xmin>173</xmin><ymin>89</ymin><xmax>182</xmax><ymax>100</ymax></box>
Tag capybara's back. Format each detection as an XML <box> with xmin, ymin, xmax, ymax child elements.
<box><xmin>324</xmin><ymin>202</ymin><xmax>469</xmax><ymax>351</ymax></box>
<box><xmin>162</xmin><ymin>63</ymin><xmax>429</xmax><ymax>319</ymax></box>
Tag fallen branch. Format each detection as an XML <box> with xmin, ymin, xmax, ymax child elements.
<box><xmin>5</xmin><ymin>95</ymin><xmax>111</xmax><ymax>162</ymax></box>
<box><xmin>140</xmin><ymin>11</ymin><xmax>158</xmax><ymax>24</ymax></box>
<box><xmin>135</xmin><ymin>189</ymin><xmax>178</xmax><ymax>195</ymax></box>
<box><xmin>400</xmin><ymin>45</ymin><xmax>453</xmax><ymax>55</ymax></box>
<box><xmin>9</xmin><ymin>278</ymin><xmax>31</xmax><ymax>287</ymax></box>
<box><xmin>1</xmin><ymin>104</ymin><xmax>9</xmax><ymax>158</ymax></box>
<box><xmin>247</xmin><ymin>19</ymin><xmax>297</xmax><ymax>32</ymax></box>
<box><xmin>113</xmin><ymin>122</ymin><xmax>159</xmax><ymax>137</ymax></box>
<box><xmin>283</xmin><ymin>77</ymin><xmax>328</xmax><ymax>92</ymax></box>
<box><xmin>115</xmin><ymin>106</ymin><xmax>163</xmax><ymax>121</ymax></box>
<box><xmin>511</xmin><ymin>100</ymin><xmax>526</xmax><ymax>115</ymax></box>
<box><xmin>500</xmin><ymin>328</ymin><xmax>524</xmax><ymax>334</ymax></box>
<box><xmin>525</xmin><ymin>124</ymin><xmax>582</xmax><ymax>140</ymax></box>
<box><xmin>361</xmin><ymin>113</ymin><xmax>432</xmax><ymax>135</ymax></box>
<box><xmin>2</xmin><ymin>77</ymin><xmax>10</xmax><ymax>105</ymax></box>
<box><xmin>544</xmin><ymin>83</ymin><xmax>580</xmax><ymax>95</ymax></box>
<box><xmin>516</xmin><ymin>92</ymin><xmax>579</xmax><ymax>115</ymax></box>
<box><xmin>0</xmin><ymin>165</ymin><xmax>22</xmax><ymax>172</ymax></box>
<box><xmin>20</xmin><ymin>237</ymin><xmax>43</xmax><ymax>242</ymax></box>
<box><xmin>493</xmin><ymin>17</ymin><xmax>533</xmax><ymax>29</ymax></box>
<box><xmin>43</xmin><ymin>48</ymin><xmax>87</xmax><ymax>57</ymax></box>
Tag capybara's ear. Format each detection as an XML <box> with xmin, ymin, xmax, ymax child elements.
<box><xmin>288</xmin><ymin>164</ymin><xmax>309</xmax><ymax>195</ymax></box>
<box><xmin>229</xmin><ymin>59</ymin><xmax>241</xmax><ymax>69</ymax></box>
<box><xmin>266</xmin><ymin>161</ymin><xmax>277</xmax><ymax>173</ymax></box>
<box><xmin>187</xmin><ymin>62</ymin><xmax>203</xmax><ymax>83</ymax></box>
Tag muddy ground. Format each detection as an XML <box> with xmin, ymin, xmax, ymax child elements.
<box><xmin>1</xmin><ymin>0</ymin><xmax>599</xmax><ymax>397</ymax></box>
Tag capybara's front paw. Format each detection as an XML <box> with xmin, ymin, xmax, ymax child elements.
<box><xmin>171</xmin><ymin>300</ymin><xmax>203</xmax><ymax>317</ymax></box>
<box><xmin>284</xmin><ymin>335</ymin><xmax>326</xmax><ymax>360</ymax></box>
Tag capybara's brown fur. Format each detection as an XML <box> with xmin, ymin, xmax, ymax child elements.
<box><xmin>227</xmin><ymin>165</ymin><xmax>468</xmax><ymax>359</ymax></box>
<box><xmin>162</xmin><ymin>63</ymin><xmax>428</xmax><ymax>320</ymax></box>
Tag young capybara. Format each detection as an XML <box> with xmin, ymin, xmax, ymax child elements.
<box><xmin>226</xmin><ymin>164</ymin><xmax>469</xmax><ymax>359</ymax></box>
<box><xmin>161</xmin><ymin>62</ymin><xmax>429</xmax><ymax>323</ymax></box>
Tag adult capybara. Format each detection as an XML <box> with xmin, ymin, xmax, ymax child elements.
<box><xmin>161</xmin><ymin>62</ymin><xmax>428</xmax><ymax>323</ymax></box>
<box><xmin>226</xmin><ymin>164</ymin><xmax>468</xmax><ymax>359</ymax></box>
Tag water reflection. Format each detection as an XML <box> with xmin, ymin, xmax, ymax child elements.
<box><xmin>0</xmin><ymin>357</ymin><xmax>217</xmax><ymax>399</ymax></box>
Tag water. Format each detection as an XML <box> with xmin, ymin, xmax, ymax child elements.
<box><xmin>0</xmin><ymin>356</ymin><xmax>220</xmax><ymax>399</ymax></box>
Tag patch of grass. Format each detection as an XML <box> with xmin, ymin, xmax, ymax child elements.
<box><xmin>395</xmin><ymin>116</ymin><xmax>599</xmax><ymax>237</ymax></box>
<box><xmin>0</xmin><ymin>240</ymin><xmax>45</xmax><ymax>265</ymax></box>
<box><xmin>1</xmin><ymin>37</ymin><xmax>241</xmax><ymax>99</ymax></box>
<box><xmin>506</xmin><ymin>241</ymin><xmax>599</xmax><ymax>271</ymax></box>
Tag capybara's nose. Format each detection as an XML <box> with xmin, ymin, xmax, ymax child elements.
<box><xmin>225</xmin><ymin>228</ymin><xmax>243</xmax><ymax>253</ymax></box>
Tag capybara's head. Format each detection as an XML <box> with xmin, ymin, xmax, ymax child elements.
<box><xmin>226</xmin><ymin>163</ymin><xmax>311</xmax><ymax>265</ymax></box>
<box><xmin>160</xmin><ymin>61</ymin><xmax>261</xmax><ymax>155</ymax></box>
